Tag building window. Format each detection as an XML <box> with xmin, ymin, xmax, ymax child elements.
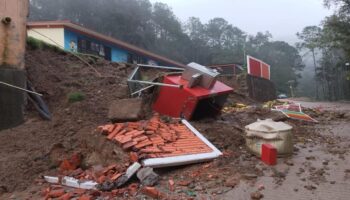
<box><xmin>77</xmin><ymin>38</ymin><xmax>111</xmax><ymax>61</ymax></box>
<box><xmin>127</xmin><ymin>53</ymin><xmax>147</xmax><ymax>64</ymax></box>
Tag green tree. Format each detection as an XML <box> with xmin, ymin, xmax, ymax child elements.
<box><xmin>296</xmin><ymin>26</ymin><xmax>322</xmax><ymax>99</ymax></box>
<box><xmin>254</xmin><ymin>41</ymin><xmax>304</xmax><ymax>94</ymax></box>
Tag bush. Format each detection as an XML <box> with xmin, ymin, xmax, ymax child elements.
<box><xmin>27</xmin><ymin>37</ymin><xmax>64</xmax><ymax>53</ymax></box>
<box><xmin>27</xmin><ymin>37</ymin><xmax>44</xmax><ymax>50</ymax></box>
<box><xmin>68</xmin><ymin>92</ymin><xmax>85</xmax><ymax>103</ymax></box>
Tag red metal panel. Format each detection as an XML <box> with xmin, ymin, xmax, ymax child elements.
<box><xmin>153</xmin><ymin>76</ymin><xmax>198</xmax><ymax>119</ymax></box>
<box><xmin>153</xmin><ymin>75</ymin><xmax>233</xmax><ymax>120</ymax></box>
<box><xmin>261</xmin><ymin>63</ymin><xmax>270</xmax><ymax>80</ymax></box>
<box><xmin>165</xmin><ymin>76</ymin><xmax>233</xmax><ymax>98</ymax></box>
<box><xmin>248</xmin><ymin>58</ymin><xmax>261</xmax><ymax>77</ymax></box>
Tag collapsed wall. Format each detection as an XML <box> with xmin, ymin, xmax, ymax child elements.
<box><xmin>217</xmin><ymin>74</ymin><xmax>276</xmax><ymax>102</ymax></box>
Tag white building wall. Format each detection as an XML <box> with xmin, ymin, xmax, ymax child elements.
<box><xmin>27</xmin><ymin>28</ymin><xmax>65</xmax><ymax>48</ymax></box>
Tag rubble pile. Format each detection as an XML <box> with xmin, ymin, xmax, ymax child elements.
<box><xmin>98</xmin><ymin>114</ymin><xmax>213</xmax><ymax>159</ymax></box>
<box><xmin>38</xmin><ymin>114</ymin><xmax>221</xmax><ymax>199</ymax></box>
<box><xmin>41</xmin><ymin>164</ymin><xmax>137</xmax><ymax>199</ymax></box>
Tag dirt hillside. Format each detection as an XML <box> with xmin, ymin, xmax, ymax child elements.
<box><xmin>1</xmin><ymin>43</ymin><xmax>344</xmax><ymax>199</ymax></box>
<box><xmin>0</xmin><ymin>45</ymin><xmax>132</xmax><ymax>193</ymax></box>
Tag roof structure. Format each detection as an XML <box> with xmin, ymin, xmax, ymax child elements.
<box><xmin>209</xmin><ymin>63</ymin><xmax>244</xmax><ymax>71</ymax></box>
<box><xmin>27</xmin><ymin>21</ymin><xmax>186</xmax><ymax>68</ymax></box>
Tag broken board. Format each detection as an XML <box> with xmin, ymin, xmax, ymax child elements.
<box><xmin>273</xmin><ymin>104</ymin><xmax>318</xmax><ymax>123</ymax></box>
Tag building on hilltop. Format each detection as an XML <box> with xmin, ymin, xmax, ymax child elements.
<box><xmin>27</xmin><ymin>20</ymin><xmax>185</xmax><ymax>68</ymax></box>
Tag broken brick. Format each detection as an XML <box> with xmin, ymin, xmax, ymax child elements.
<box><xmin>70</xmin><ymin>153</ymin><xmax>82</xmax><ymax>168</ymax></box>
<box><xmin>78</xmin><ymin>195</ymin><xmax>92</xmax><ymax>200</ymax></box>
<box><xmin>73</xmin><ymin>188</ymin><xmax>86</xmax><ymax>195</ymax></box>
<box><xmin>128</xmin><ymin>183</ymin><xmax>139</xmax><ymax>196</ymax></box>
<box><xmin>122</xmin><ymin>141</ymin><xmax>138</xmax><ymax>150</ymax></box>
<box><xmin>48</xmin><ymin>189</ymin><xmax>65</xmax><ymax>198</ymax></box>
<box><xmin>97</xmin><ymin>175</ymin><xmax>107</xmax><ymax>183</ymax></box>
<box><xmin>110</xmin><ymin>173</ymin><xmax>122</xmax><ymax>181</ymax></box>
<box><xmin>59</xmin><ymin>159</ymin><xmax>76</xmax><ymax>171</ymax></box>
<box><xmin>89</xmin><ymin>190</ymin><xmax>101</xmax><ymax>197</ymax></box>
<box><xmin>129</xmin><ymin>152</ymin><xmax>139</xmax><ymax>162</ymax></box>
<box><xmin>112</xmin><ymin>188</ymin><xmax>127</xmax><ymax>196</ymax></box>
<box><xmin>168</xmin><ymin>179</ymin><xmax>175</xmax><ymax>191</ymax></box>
<box><xmin>177</xmin><ymin>180</ymin><xmax>192</xmax><ymax>186</ymax></box>
<box><xmin>98</xmin><ymin>124</ymin><xmax>114</xmax><ymax>135</ymax></box>
<box><xmin>141</xmin><ymin>186</ymin><xmax>160</xmax><ymax>199</ymax></box>
<box><xmin>41</xmin><ymin>187</ymin><xmax>50</xmax><ymax>197</ymax></box>
<box><xmin>58</xmin><ymin>192</ymin><xmax>73</xmax><ymax>200</ymax></box>
<box><xmin>69</xmin><ymin>168</ymin><xmax>84</xmax><ymax>177</ymax></box>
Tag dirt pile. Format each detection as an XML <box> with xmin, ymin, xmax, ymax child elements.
<box><xmin>0</xmin><ymin>46</ymin><xmax>133</xmax><ymax>193</ymax></box>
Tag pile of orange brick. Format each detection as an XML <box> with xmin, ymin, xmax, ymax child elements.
<box><xmin>97</xmin><ymin>114</ymin><xmax>213</xmax><ymax>160</ymax></box>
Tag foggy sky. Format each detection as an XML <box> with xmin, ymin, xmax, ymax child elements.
<box><xmin>150</xmin><ymin>0</ymin><xmax>333</xmax><ymax>44</ymax></box>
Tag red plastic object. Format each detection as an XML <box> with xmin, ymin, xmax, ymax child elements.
<box><xmin>153</xmin><ymin>75</ymin><xmax>233</xmax><ymax>120</ymax></box>
<box><xmin>261</xmin><ymin>144</ymin><xmax>277</xmax><ymax>165</ymax></box>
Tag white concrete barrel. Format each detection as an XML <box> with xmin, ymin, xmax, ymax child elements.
<box><xmin>245</xmin><ymin>119</ymin><xmax>293</xmax><ymax>157</ymax></box>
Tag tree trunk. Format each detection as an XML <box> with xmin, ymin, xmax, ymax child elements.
<box><xmin>312</xmin><ymin>50</ymin><xmax>319</xmax><ymax>99</ymax></box>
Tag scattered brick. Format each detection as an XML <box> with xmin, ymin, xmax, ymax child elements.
<box><xmin>110</xmin><ymin>173</ymin><xmax>122</xmax><ymax>181</ymax></box>
<box><xmin>128</xmin><ymin>183</ymin><xmax>139</xmax><ymax>196</ymax></box>
<box><xmin>59</xmin><ymin>159</ymin><xmax>76</xmax><ymax>171</ymax></box>
<box><xmin>78</xmin><ymin>194</ymin><xmax>92</xmax><ymax>200</ymax></box>
<box><xmin>73</xmin><ymin>188</ymin><xmax>86</xmax><ymax>195</ymax></box>
<box><xmin>177</xmin><ymin>180</ymin><xmax>192</xmax><ymax>186</ymax></box>
<box><xmin>141</xmin><ymin>186</ymin><xmax>161</xmax><ymax>199</ymax></box>
<box><xmin>129</xmin><ymin>152</ymin><xmax>139</xmax><ymax>162</ymax></box>
<box><xmin>97</xmin><ymin>175</ymin><xmax>107</xmax><ymax>183</ymax></box>
<box><xmin>168</xmin><ymin>179</ymin><xmax>175</xmax><ymax>191</ymax></box>
<box><xmin>58</xmin><ymin>192</ymin><xmax>73</xmax><ymax>200</ymax></box>
<box><xmin>48</xmin><ymin>189</ymin><xmax>65</xmax><ymax>198</ymax></box>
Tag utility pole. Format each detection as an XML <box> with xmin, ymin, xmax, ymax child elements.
<box><xmin>0</xmin><ymin>0</ymin><xmax>29</xmax><ymax>130</ymax></box>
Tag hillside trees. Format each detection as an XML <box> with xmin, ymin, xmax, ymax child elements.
<box><xmin>296</xmin><ymin>0</ymin><xmax>350</xmax><ymax>100</ymax></box>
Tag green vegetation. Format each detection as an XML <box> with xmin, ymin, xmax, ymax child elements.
<box><xmin>296</xmin><ymin>0</ymin><xmax>350</xmax><ymax>100</ymax></box>
<box><xmin>68</xmin><ymin>92</ymin><xmax>85</xmax><ymax>103</ymax></box>
<box><xmin>27</xmin><ymin>36</ymin><xmax>62</xmax><ymax>52</ymax></box>
<box><xmin>26</xmin><ymin>36</ymin><xmax>44</xmax><ymax>50</ymax></box>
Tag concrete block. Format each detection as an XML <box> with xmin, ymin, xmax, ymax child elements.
<box><xmin>137</xmin><ymin>167</ymin><xmax>159</xmax><ymax>186</ymax></box>
<box><xmin>125</xmin><ymin>162</ymin><xmax>141</xmax><ymax>179</ymax></box>
<box><xmin>261</xmin><ymin>144</ymin><xmax>277</xmax><ymax>165</ymax></box>
<box><xmin>112</xmin><ymin>162</ymin><xmax>141</xmax><ymax>188</ymax></box>
<box><xmin>108</xmin><ymin>98</ymin><xmax>143</xmax><ymax>122</ymax></box>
